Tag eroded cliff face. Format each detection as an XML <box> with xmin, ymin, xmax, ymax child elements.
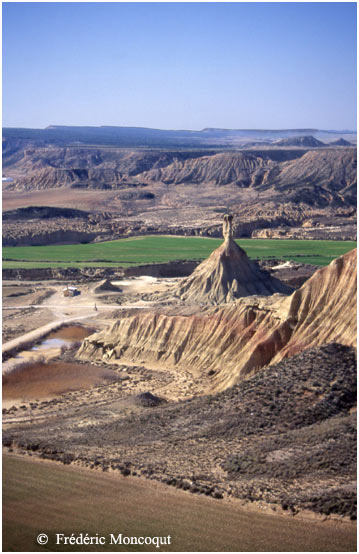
<box><xmin>142</xmin><ymin>151</ymin><xmax>272</xmax><ymax>186</ymax></box>
<box><xmin>77</xmin><ymin>249</ymin><xmax>356</xmax><ymax>391</ymax></box>
<box><xmin>274</xmin><ymin>249</ymin><xmax>357</xmax><ymax>360</ymax></box>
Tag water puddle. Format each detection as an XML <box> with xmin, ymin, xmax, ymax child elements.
<box><xmin>31</xmin><ymin>324</ymin><xmax>96</xmax><ymax>352</ymax></box>
<box><xmin>5</xmin><ymin>325</ymin><xmax>96</xmax><ymax>372</ymax></box>
<box><xmin>3</xmin><ymin>360</ymin><xmax>117</xmax><ymax>401</ymax></box>
<box><xmin>31</xmin><ymin>337</ymin><xmax>72</xmax><ymax>351</ymax></box>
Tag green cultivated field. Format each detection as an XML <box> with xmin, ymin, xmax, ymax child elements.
<box><xmin>2</xmin><ymin>236</ymin><xmax>356</xmax><ymax>269</ymax></box>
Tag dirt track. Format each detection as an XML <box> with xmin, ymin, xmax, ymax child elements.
<box><xmin>2</xmin><ymin>276</ymin><xmax>167</xmax><ymax>358</ymax></box>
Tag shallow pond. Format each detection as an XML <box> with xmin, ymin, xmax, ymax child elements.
<box><xmin>3</xmin><ymin>360</ymin><xmax>117</xmax><ymax>401</ymax></box>
<box><xmin>31</xmin><ymin>337</ymin><xmax>72</xmax><ymax>351</ymax></box>
<box><xmin>31</xmin><ymin>325</ymin><xmax>96</xmax><ymax>352</ymax></box>
<box><xmin>4</xmin><ymin>325</ymin><xmax>96</xmax><ymax>372</ymax></box>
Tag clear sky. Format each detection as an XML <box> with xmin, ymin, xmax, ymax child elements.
<box><xmin>2</xmin><ymin>2</ymin><xmax>357</xmax><ymax>130</ymax></box>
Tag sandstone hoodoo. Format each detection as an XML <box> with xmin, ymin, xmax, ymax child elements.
<box><xmin>175</xmin><ymin>214</ymin><xmax>292</xmax><ymax>304</ymax></box>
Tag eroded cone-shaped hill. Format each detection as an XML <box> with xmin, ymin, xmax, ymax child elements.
<box><xmin>92</xmin><ymin>278</ymin><xmax>121</xmax><ymax>294</ymax></box>
<box><xmin>78</xmin><ymin>249</ymin><xmax>356</xmax><ymax>391</ymax></box>
<box><xmin>176</xmin><ymin>237</ymin><xmax>292</xmax><ymax>304</ymax></box>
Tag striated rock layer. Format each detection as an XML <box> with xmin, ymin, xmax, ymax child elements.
<box><xmin>78</xmin><ymin>249</ymin><xmax>357</xmax><ymax>391</ymax></box>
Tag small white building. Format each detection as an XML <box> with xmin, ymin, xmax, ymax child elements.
<box><xmin>63</xmin><ymin>286</ymin><xmax>79</xmax><ymax>297</ymax></box>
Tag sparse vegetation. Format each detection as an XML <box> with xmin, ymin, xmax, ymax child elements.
<box><xmin>3</xmin><ymin>344</ymin><xmax>356</xmax><ymax>518</ymax></box>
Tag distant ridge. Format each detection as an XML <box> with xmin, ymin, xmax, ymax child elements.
<box><xmin>3</xmin><ymin>125</ymin><xmax>356</xmax><ymax>149</ymax></box>
<box><xmin>201</xmin><ymin>127</ymin><xmax>319</xmax><ymax>133</ymax></box>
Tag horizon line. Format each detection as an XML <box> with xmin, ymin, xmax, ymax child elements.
<box><xmin>3</xmin><ymin>125</ymin><xmax>357</xmax><ymax>133</ymax></box>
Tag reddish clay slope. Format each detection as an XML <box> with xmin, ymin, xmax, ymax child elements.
<box><xmin>78</xmin><ymin>249</ymin><xmax>356</xmax><ymax>391</ymax></box>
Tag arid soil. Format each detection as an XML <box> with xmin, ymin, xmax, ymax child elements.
<box><xmin>2</xmin><ymin>285</ymin><xmax>57</xmax><ymax>342</ymax></box>
<box><xmin>4</xmin><ymin>454</ymin><xmax>356</xmax><ymax>552</ymax></box>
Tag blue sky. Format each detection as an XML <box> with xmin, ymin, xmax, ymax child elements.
<box><xmin>2</xmin><ymin>2</ymin><xmax>357</xmax><ymax>130</ymax></box>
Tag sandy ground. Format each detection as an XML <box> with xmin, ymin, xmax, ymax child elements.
<box><xmin>2</xmin><ymin>276</ymin><xmax>207</xmax><ymax>411</ymax></box>
<box><xmin>2</xmin><ymin>188</ymin><xmax>126</xmax><ymax>212</ymax></box>
<box><xmin>2</xmin><ymin>275</ymin><xmax>174</xmax><ymax>348</ymax></box>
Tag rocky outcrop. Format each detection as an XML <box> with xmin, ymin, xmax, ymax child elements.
<box><xmin>273</xmin><ymin>149</ymin><xmax>357</xmax><ymax>207</ymax></box>
<box><xmin>3</xmin><ymin>142</ymin><xmax>356</xmax><ymax>242</ymax></box>
<box><xmin>139</xmin><ymin>149</ymin><xmax>356</xmax><ymax>209</ymax></box>
<box><xmin>77</xmin><ymin>249</ymin><xmax>356</xmax><ymax>391</ymax></box>
<box><xmin>3</xmin><ymin>206</ymin><xmax>91</xmax><ymax>221</ymax></box>
<box><xmin>3</xmin><ymin>225</ymin><xmax>99</xmax><ymax>246</ymax></box>
<box><xmin>275</xmin><ymin>249</ymin><xmax>357</xmax><ymax>359</ymax></box>
<box><xmin>175</xmin><ymin>216</ymin><xmax>292</xmax><ymax>304</ymax></box>
<box><xmin>5</xmin><ymin>167</ymin><xmax>125</xmax><ymax>191</ymax></box>
<box><xmin>251</xmin><ymin>225</ymin><xmax>357</xmax><ymax>241</ymax></box>
<box><xmin>2</xmin><ymin>147</ymin><xmax>210</xmax><ymax>190</ymax></box>
<box><xmin>141</xmin><ymin>151</ymin><xmax>272</xmax><ymax>186</ymax></box>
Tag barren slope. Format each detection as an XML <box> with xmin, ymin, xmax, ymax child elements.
<box><xmin>4</xmin><ymin>146</ymin><xmax>356</xmax><ymax>210</ymax></box>
<box><xmin>78</xmin><ymin>249</ymin><xmax>356</xmax><ymax>391</ymax></box>
<box><xmin>4</xmin><ymin>343</ymin><xmax>357</xmax><ymax>519</ymax></box>
<box><xmin>3</xmin><ymin>142</ymin><xmax>356</xmax><ymax>241</ymax></box>
<box><xmin>273</xmin><ymin>149</ymin><xmax>357</xmax><ymax>206</ymax></box>
<box><xmin>3</xmin><ymin>146</ymin><xmax>209</xmax><ymax>189</ymax></box>
<box><xmin>141</xmin><ymin>151</ymin><xmax>272</xmax><ymax>186</ymax></box>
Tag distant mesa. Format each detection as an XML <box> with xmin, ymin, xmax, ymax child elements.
<box><xmin>273</xmin><ymin>135</ymin><xmax>325</xmax><ymax>148</ymax></box>
<box><xmin>175</xmin><ymin>214</ymin><xmax>292</xmax><ymax>304</ymax></box>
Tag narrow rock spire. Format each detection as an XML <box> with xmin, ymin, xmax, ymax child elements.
<box><xmin>223</xmin><ymin>214</ymin><xmax>234</xmax><ymax>241</ymax></box>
